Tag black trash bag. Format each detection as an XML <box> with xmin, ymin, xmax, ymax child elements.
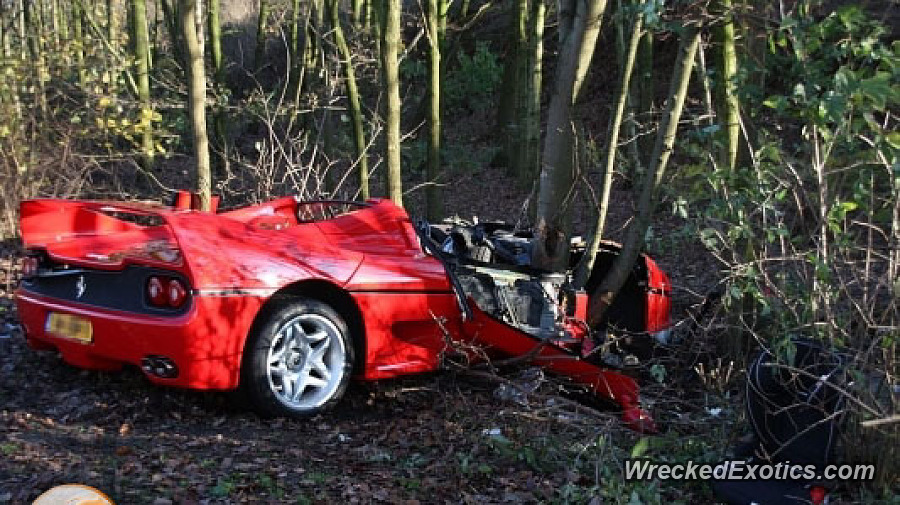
<box><xmin>712</xmin><ymin>339</ymin><xmax>847</xmax><ymax>505</ymax></box>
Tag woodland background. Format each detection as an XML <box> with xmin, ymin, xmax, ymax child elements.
<box><xmin>0</xmin><ymin>0</ymin><xmax>898</xmax><ymax>503</ymax></box>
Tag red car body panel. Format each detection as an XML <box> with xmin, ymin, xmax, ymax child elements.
<box><xmin>16</xmin><ymin>196</ymin><xmax>657</xmax><ymax>432</ymax></box>
<box><xmin>18</xmin><ymin>290</ymin><xmax>265</xmax><ymax>389</ymax></box>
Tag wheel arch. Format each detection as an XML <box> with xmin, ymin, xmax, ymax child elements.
<box><xmin>247</xmin><ymin>280</ymin><xmax>367</xmax><ymax>376</ymax></box>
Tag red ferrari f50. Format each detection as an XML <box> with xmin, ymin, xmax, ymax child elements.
<box><xmin>15</xmin><ymin>193</ymin><xmax>671</xmax><ymax>432</ymax></box>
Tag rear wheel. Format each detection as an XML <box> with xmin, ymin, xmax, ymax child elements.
<box><xmin>241</xmin><ymin>299</ymin><xmax>354</xmax><ymax>417</ymax></box>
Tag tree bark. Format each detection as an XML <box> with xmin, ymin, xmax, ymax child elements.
<box><xmin>498</xmin><ymin>0</ymin><xmax>530</xmax><ymax>178</ymax></box>
<box><xmin>713</xmin><ymin>0</ymin><xmax>740</xmax><ymax>171</ymax></box>
<box><xmin>575</xmin><ymin>9</ymin><xmax>643</xmax><ymax>287</ymax></box>
<box><xmin>255</xmin><ymin>0</ymin><xmax>268</xmax><ymax>71</ymax></box>
<box><xmin>72</xmin><ymin>1</ymin><xmax>86</xmax><ymax>88</ymax></box>
<box><xmin>328</xmin><ymin>0</ymin><xmax>370</xmax><ymax>199</ymax></box>
<box><xmin>523</xmin><ymin>0</ymin><xmax>545</xmax><ymax>185</ymax></box>
<box><xmin>180</xmin><ymin>0</ymin><xmax>211</xmax><ymax>210</ymax></box>
<box><xmin>533</xmin><ymin>0</ymin><xmax>608</xmax><ymax>272</ymax></box>
<box><xmin>425</xmin><ymin>0</ymin><xmax>443</xmax><ymax>219</ymax></box>
<box><xmin>588</xmin><ymin>26</ymin><xmax>700</xmax><ymax>324</ymax></box>
<box><xmin>628</xmin><ymin>18</ymin><xmax>653</xmax><ymax>176</ymax></box>
<box><xmin>132</xmin><ymin>0</ymin><xmax>154</xmax><ymax>170</ymax></box>
<box><xmin>380</xmin><ymin>0</ymin><xmax>403</xmax><ymax>205</ymax></box>
<box><xmin>207</xmin><ymin>0</ymin><xmax>222</xmax><ymax>80</ymax></box>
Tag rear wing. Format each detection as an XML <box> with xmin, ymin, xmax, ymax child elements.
<box><xmin>20</xmin><ymin>199</ymin><xmax>185</xmax><ymax>272</ymax></box>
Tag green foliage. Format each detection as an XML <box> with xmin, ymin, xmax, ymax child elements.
<box><xmin>675</xmin><ymin>5</ymin><xmax>898</xmax><ymax>493</ymax></box>
<box><xmin>445</xmin><ymin>42</ymin><xmax>502</xmax><ymax>113</ymax></box>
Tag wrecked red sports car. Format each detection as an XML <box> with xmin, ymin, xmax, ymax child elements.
<box><xmin>15</xmin><ymin>194</ymin><xmax>671</xmax><ymax>431</ymax></box>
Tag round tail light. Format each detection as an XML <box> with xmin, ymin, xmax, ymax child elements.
<box><xmin>147</xmin><ymin>277</ymin><xmax>166</xmax><ymax>306</ymax></box>
<box><xmin>167</xmin><ymin>279</ymin><xmax>187</xmax><ymax>307</ymax></box>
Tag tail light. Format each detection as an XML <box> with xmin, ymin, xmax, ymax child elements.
<box><xmin>21</xmin><ymin>256</ymin><xmax>39</xmax><ymax>278</ymax></box>
<box><xmin>147</xmin><ymin>277</ymin><xmax>167</xmax><ymax>306</ymax></box>
<box><xmin>167</xmin><ymin>279</ymin><xmax>186</xmax><ymax>307</ymax></box>
<box><xmin>147</xmin><ymin>276</ymin><xmax>189</xmax><ymax>308</ymax></box>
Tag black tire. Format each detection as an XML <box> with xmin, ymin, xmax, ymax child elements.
<box><xmin>240</xmin><ymin>298</ymin><xmax>354</xmax><ymax>418</ymax></box>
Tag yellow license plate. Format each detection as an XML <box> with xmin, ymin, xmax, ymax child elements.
<box><xmin>45</xmin><ymin>313</ymin><xmax>93</xmax><ymax>344</ymax></box>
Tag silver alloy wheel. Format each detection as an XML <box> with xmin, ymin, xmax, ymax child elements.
<box><xmin>266</xmin><ymin>313</ymin><xmax>346</xmax><ymax>410</ymax></box>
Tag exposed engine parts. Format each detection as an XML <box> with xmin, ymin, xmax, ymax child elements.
<box><xmin>425</xmin><ymin>218</ymin><xmax>673</xmax><ymax>364</ymax></box>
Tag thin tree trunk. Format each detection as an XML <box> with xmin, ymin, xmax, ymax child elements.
<box><xmin>425</xmin><ymin>0</ymin><xmax>442</xmax><ymax>219</ymax></box>
<box><xmin>588</xmin><ymin>26</ymin><xmax>700</xmax><ymax>324</ymax></box>
<box><xmin>574</xmin><ymin>9</ymin><xmax>643</xmax><ymax>287</ymax></box>
<box><xmin>72</xmin><ymin>2</ymin><xmax>86</xmax><ymax>88</ymax></box>
<box><xmin>24</xmin><ymin>0</ymin><xmax>47</xmax><ymax>116</ymax></box>
<box><xmin>160</xmin><ymin>0</ymin><xmax>184</xmax><ymax>65</ymax></box>
<box><xmin>132</xmin><ymin>0</ymin><xmax>154</xmax><ymax>170</ymax></box>
<box><xmin>0</xmin><ymin>2</ymin><xmax>8</xmax><ymax>59</ymax></box>
<box><xmin>498</xmin><ymin>0</ymin><xmax>529</xmax><ymax>177</ymax></box>
<box><xmin>352</xmin><ymin>0</ymin><xmax>361</xmax><ymax>26</ymax></box>
<box><xmin>696</xmin><ymin>36</ymin><xmax>716</xmax><ymax>126</ymax></box>
<box><xmin>628</xmin><ymin>19</ymin><xmax>652</xmax><ymax>177</ymax></box>
<box><xmin>512</xmin><ymin>0</ymin><xmax>530</xmax><ymax>180</ymax></box>
<box><xmin>523</xmin><ymin>0</ymin><xmax>544</xmax><ymax>186</ymax></box>
<box><xmin>533</xmin><ymin>0</ymin><xmax>608</xmax><ymax>272</ymax></box>
<box><xmin>290</xmin><ymin>0</ymin><xmax>301</xmax><ymax>68</ymax></box>
<box><xmin>17</xmin><ymin>0</ymin><xmax>27</xmax><ymax>60</ymax></box>
<box><xmin>328</xmin><ymin>0</ymin><xmax>369</xmax><ymax>199</ymax></box>
<box><xmin>207</xmin><ymin>0</ymin><xmax>222</xmax><ymax>80</ymax></box>
<box><xmin>255</xmin><ymin>0</ymin><xmax>268</xmax><ymax>71</ymax></box>
<box><xmin>49</xmin><ymin>0</ymin><xmax>59</xmax><ymax>48</ymax></box>
<box><xmin>107</xmin><ymin>0</ymin><xmax>115</xmax><ymax>42</ymax></box>
<box><xmin>57</xmin><ymin>0</ymin><xmax>69</xmax><ymax>42</ymax></box>
<box><xmin>180</xmin><ymin>0</ymin><xmax>211</xmax><ymax>210</ymax></box>
<box><xmin>208</xmin><ymin>0</ymin><xmax>227</xmax><ymax>173</ymax></box>
<box><xmin>380</xmin><ymin>0</ymin><xmax>402</xmax><ymax>205</ymax></box>
<box><xmin>713</xmin><ymin>0</ymin><xmax>739</xmax><ymax>171</ymax></box>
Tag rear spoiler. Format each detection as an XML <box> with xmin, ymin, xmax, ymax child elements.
<box><xmin>19</xmin><ymin>199</ymin><xmax>186</xmax><ymax>272</ymax></box>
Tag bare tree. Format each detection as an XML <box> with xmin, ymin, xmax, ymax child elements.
<box><xmin>533</xmin><ymin>0</ymin><xmax>608</xmax><ymax>272</ymax></box>
<box><xmin>327</xmin><ymin>0</ymin><xmax>369</xmax><ymax>198</ymax></box>
<box><xmin>180</xmin><ymin>0</ymin><xmax>211</xmax><ymax>210</ymax></box>
<box><xmin>132</xmin><ymin>0</ymin><xmax>154</xmax><ymax>170</ymax></box>
<box><xmin>588</xmin><ymin>26</ymin><xmax>701</xmax><ymax>324</ymax></box>
<box><xmin>380</xmin><ymin>0</ymin><xmax>402</xmax><ymax>205</ymax></box>
<box><xmin>575</xmin><ymin>7</ymin><xmax>644</xmax><ymax>287</ymax></box>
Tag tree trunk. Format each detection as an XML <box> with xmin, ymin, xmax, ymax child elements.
<box><xmin>352</xmin><ymin>0</ymin><xmax>362</xmax><ymax>26</ymax></box>
<box><xmin>72</xmin><ymin>1</ymin><xmax>86</xmax><ymax>88</ymax></box>
<box><xmin>290</xmin><ymin>0</ymin><xmax>301</xmax><ymax>67</ymax></box>
<box><xmin>207</xmin><ymin>0</ymin><xmax>222</xmax><ymax>80</ymax></box>
<box><xmin>328</xmin><ymin>0</ymin><xmax>369</xmax><ymax>199</ymax></box>
<box><xmin>574</xmin><ymin>9</ymin><xmax>643</xmax><ymax>287</ymax></box>
<box><xmin>627</xmin><ymin>18</ymin><xmax>652</xmax><ymax>177</ymax></box>
<box><xmin>17</xmin><ymin>0</ymin><xmax>27</xmax><ymax>60</ymax></box>
<box><xmin>533</xmin><ymin>0</ymin><xmax>608</xmax><ymax>272</ymax></box>
<box><xmin>498</xmin><ymin>0</ymin><xmax>529</xmax><ymax>178</ymax></box>
<box><xmin>380</xmin><ymin>0</ymin><xmax>402</xmax><ymax>205</ymax></box>
<box><xmin>132</xmin><ymin>0</ymin><xmax>154</xmax><ymax>170</ymax></box>
<box><xmin>107</xmin><ymin>0</ymin><xmax>115</xmax><ymax>42</ymax></box>
<box><xmin>24</xmin><ymin>0</ymin><xmax>47</xmax><ymax>115</ymax></box>
<box><xmin>713</xmin><ymin>0</ymin><xmax>740</xmax><ymax>171</ymax></box>
<box><xmin>180</xmin><ymin>0</ymin><xmax>211</xmax><ymax>211</ymax></box>
<box><xmin>424</xmin><ymin>0</ymin><xmax>443</xmax><ymax>219</ymax></box>
<box><xmin>255</xmin><ymin>0</ymin><xmax>268</xmax><ymax>71</ymax></box>
<box><xmin>160</xmin><ymin>0</ymin><xmax>185</xmax><ymax>65</ymax></box>
<box><xmin>588</xmin><ymin>27</ymin><xmax>700</xmax><ymax>324</ymax></box>
<box><xmin>523</xmin><ymin>0</ymin><xmax>544</xmax><ymax>186</ymax></box>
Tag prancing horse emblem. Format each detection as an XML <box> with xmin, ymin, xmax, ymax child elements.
<box><xmin>75</xmin><ymin>275</ymin><xmax>86</xmax><ymax>299</ymax></box>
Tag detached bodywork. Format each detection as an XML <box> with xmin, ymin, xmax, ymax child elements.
<box><xmin>15</xmin><ymin>195</ymin><xmax>670</xmax><ymax>431</ymax></box>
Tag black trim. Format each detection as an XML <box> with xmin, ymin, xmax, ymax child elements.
<box><xmin>19</xmin><ymin>265</ymin><xmax>192</xmax><ymax>316</ymax></box>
